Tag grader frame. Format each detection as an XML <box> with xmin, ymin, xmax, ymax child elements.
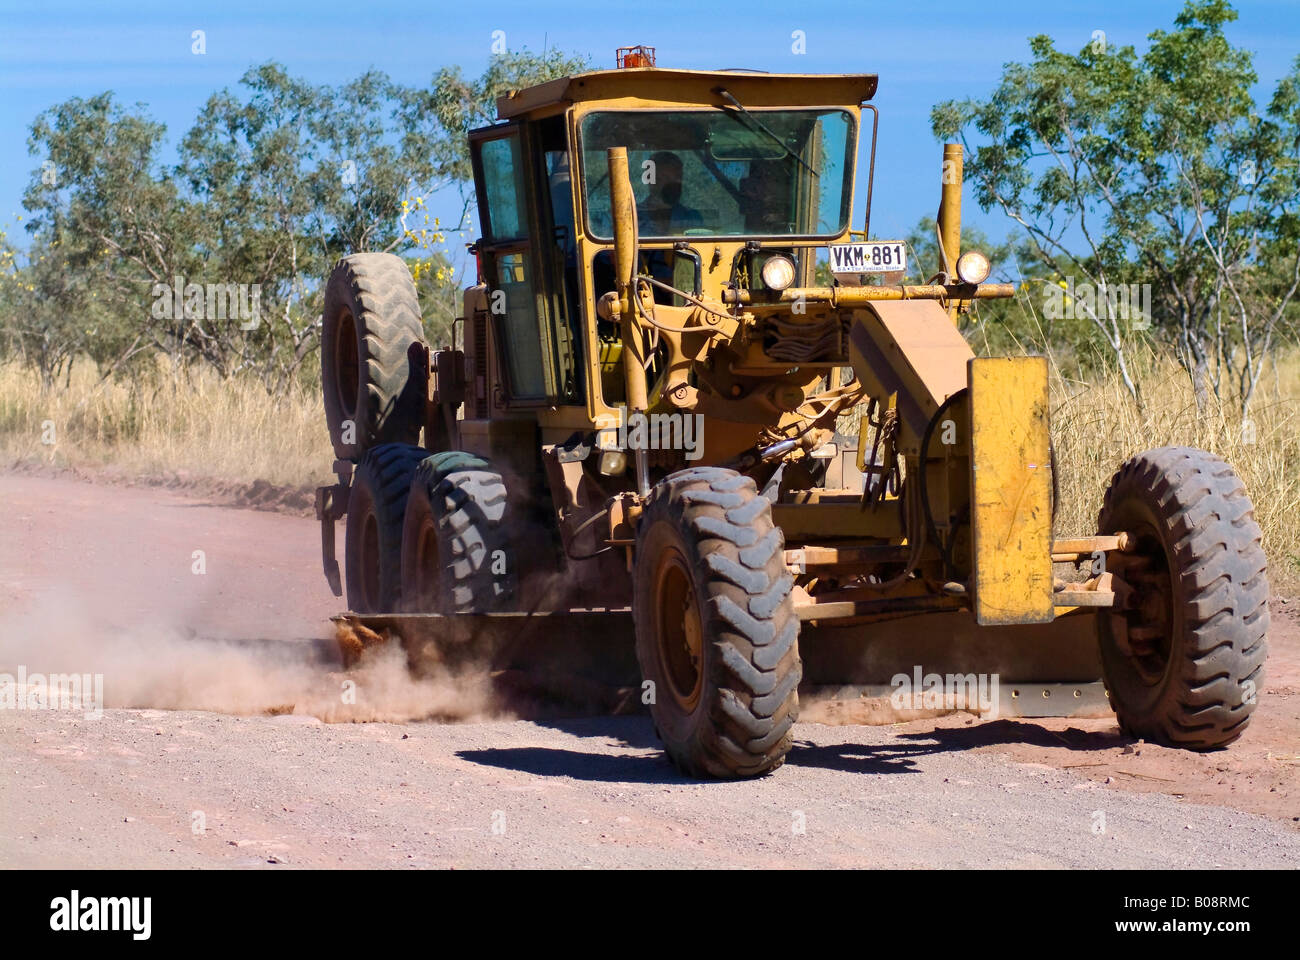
<box><xmin>317</xmin><ymin>57</ymin><xmax>1268</xmax><ymax>776</ymax></box>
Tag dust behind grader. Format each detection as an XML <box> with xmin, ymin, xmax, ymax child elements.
<box><xmin>315</xmin><ymin>48</ymin><xmax>1269</xmax><ymax>778</ymax></box>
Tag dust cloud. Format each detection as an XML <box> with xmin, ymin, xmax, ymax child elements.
<box><xmin>0</xmin><ymin>590</ymin><xmax>500</xmax><ymax>723</ymax></box>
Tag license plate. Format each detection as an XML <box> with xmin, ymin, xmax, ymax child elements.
<box><xmin>828</xmin><ymin>241</ymin><xmax>906</xmax><ymax>274</ymax></box>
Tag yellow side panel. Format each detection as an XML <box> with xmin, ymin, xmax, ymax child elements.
<box><xmin>969</xmin><ymin>357</ymin><xmax>1054</xmax><ymax>625</ymax></box>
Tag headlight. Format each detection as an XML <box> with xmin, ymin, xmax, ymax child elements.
<box><xmin>598</xmin><ymin>449</ymin><xmax>627</xmax><ymax>476</ymax></box>
<box><xmin>760</xmin><ymin>255</ymin><xmax>796</xmax><ymax>291</ymax></box>
<box><xmin>956</xmin><ymin>250</ymin><xmax>991</xmax><ymax>284</ymax></box>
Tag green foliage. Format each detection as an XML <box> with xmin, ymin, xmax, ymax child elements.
<box><xmin>397</xmin><ymin>48</ymin><xmax>591</xmax><ymax>228</ymax></box>
<box><xmin>933</xmin><ymin>0</ymin><xmax>1300</xmax><ymax>409</ymax></box>
<box><xmin>4</xmin><ymin>49</ymin><xmax>588</xmax><ymax>390</ymax></box>
<box><xmin>409</xmin><ymin>249</ymin><xmax>471</xmax><ymax>349</ymax></box>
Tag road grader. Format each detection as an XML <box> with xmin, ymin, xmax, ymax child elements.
<box><xmin>315</xmin><ymin>48</ymin><xmax>1268</xmax><ymax>777</ymax></box>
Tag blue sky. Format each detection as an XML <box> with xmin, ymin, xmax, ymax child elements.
<box><xmin>2</xmin><ymin>0</ymin><xmax>1297</xmax><ymax>265</ymax></box>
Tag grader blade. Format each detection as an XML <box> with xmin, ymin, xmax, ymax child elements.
<box><xmin>797</xmin><ymin>613</ymin><xmax>1110</xmax><ymax>722</ymax></box>
<box><xmin>335</xmin><ymin>606</ymin><xmax>1112</xmax><ymax>723</ymax></box>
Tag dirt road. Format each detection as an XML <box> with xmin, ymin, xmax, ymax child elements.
<box><xmin>1</xmin><ymin>471</ymin><xmax>1297</xmax><ymax>868</ymax></box>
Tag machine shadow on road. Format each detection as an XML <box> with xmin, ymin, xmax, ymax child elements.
<box><xmin>456</xmin><ymin>715</ymin><xmax>686</xmax><ymax>785</ymax></box>
<box><xmin>456</xmin><ymin>746</ymin><xmax>688</xmax><ymax>784</ymax></box>
<box><xmin>455</xmin><ymin>714</ymin><xmax>1130</xmax><ymax>784</ymax></box>
<box><xmin>895</xmin><ymin>718</ymin><xmax>1129</xmax><ymax>753</ymax></box>
<box><xmin>787</xmin><ymin>739</ymin><xmax>938</xmax><ymax>775</ymax></box>
<box><xmin>456</xmin><ymin>731</ymin><xmax>939</xmax><ymax>782</ymax></box>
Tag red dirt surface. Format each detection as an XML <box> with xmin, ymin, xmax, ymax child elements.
<box><xmin>4</xmin><ymin>467</ymin><xmax>1294</xmax><ymax>830</ymax></box>
<box><xmin>885</xmin><ymin>599</ymin><xmax>1300</xmax><ymax>827</ymax></box>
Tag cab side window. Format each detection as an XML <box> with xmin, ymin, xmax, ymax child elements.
<box><xmin>473</xmin><ymin>130</ymin><xmax>556</xmax><ymax>402</ymax></box>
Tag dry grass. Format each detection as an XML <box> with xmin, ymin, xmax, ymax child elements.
<box><xmin>1050</xmin><ymin>350</ymin><xmax>1300</xmax><ymax>593</ymax></box>
<box><xmin>3</xmin><ymin>348</ymin><xmax>1298</xmax><ymax>591</ymax></box>
<box><xmin>0</xmin><ymin>359</ymin><xmax>334</xmax><ymax>488</ymax></box>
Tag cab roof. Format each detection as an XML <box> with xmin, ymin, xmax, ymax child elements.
<box><xmin>495</xmin><ymin>68</ymin><xmax>879</xmax><ymax>120</ymax></box>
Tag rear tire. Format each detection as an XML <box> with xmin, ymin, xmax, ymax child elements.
<box><xmin>1097</xmin><ymin>446</ymin><xmax>1268</xmax><ymax>749</ymax></box>
<box><xmin>322</xmin><ymin>253</ymin><xmax>426</xmax><ymax>460</ymax></box>
<box><xmin>401</xmin><ymin>452</ymin><xmax>515</xmax><ymax>613</ymax></box>
<box><xmin>633</xmin><ymin>467</ymin><xmax>801</xmax><ymax>778</ymax></box>
<box><xmin>344</xmin><ymin>442</ymin><xmax>428</xmax><ymax>613</ymax></box>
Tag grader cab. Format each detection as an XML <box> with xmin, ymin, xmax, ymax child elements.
<box><xmin>316</xmin><ymin>52</ymin><xmax>1268</xmax><ymax>777</ymax></box>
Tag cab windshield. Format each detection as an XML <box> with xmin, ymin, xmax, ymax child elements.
<box><xmin>580</xmin><ymin>108</ymin><xmax>855</xmax><ymax>240</ymax></box>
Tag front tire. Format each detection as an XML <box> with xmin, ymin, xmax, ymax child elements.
<box><xmin>633</xmin><ymin>467</ymin><xmax>801</xmax><ymax>778</ymax></box>
<box><xmin>1097</xmin><ymin>447</ymin><xmax>1268</xmax><ymax>749</ymax></box>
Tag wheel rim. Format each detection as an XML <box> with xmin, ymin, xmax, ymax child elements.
<box><xmin>1116</xmin><ymin>521</ymin><xmax>1175</xmax><ymax>685</ymax></box>
<box><xmin>335</xmin><ymin>308</ymin><xmax>359</xmax><ymax>420</ymax></box>
<box><xmin>653</xmin><ymin>548</ymin><xmax>704</xmax><ymax>712</ymax></box>
<box><xmin>413</xmin><ymin>511</ymin><xmax>441</xmax><ymax>610</ymax></box>
<box><xmin>359</xmin><ymin>508</ymin><xmax>381</xmax><ymax>611</ymax></box>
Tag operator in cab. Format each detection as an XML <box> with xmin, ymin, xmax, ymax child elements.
<box><xmin>638</xmin><ymin>151</ymin><xmax>703</xmax><ymax>235</ymax></box>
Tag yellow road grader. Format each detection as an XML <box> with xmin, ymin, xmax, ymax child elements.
<box><xmin>316</xmin><ymin>49</ymin><xmax>1268</xmax><ymax>777</ymax></box>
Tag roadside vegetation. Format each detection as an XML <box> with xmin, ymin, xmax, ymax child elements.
<box><xmin>1</xmin><ymin>3</ymin><xmax>1297</xmax><ymax>586</ymax></box>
